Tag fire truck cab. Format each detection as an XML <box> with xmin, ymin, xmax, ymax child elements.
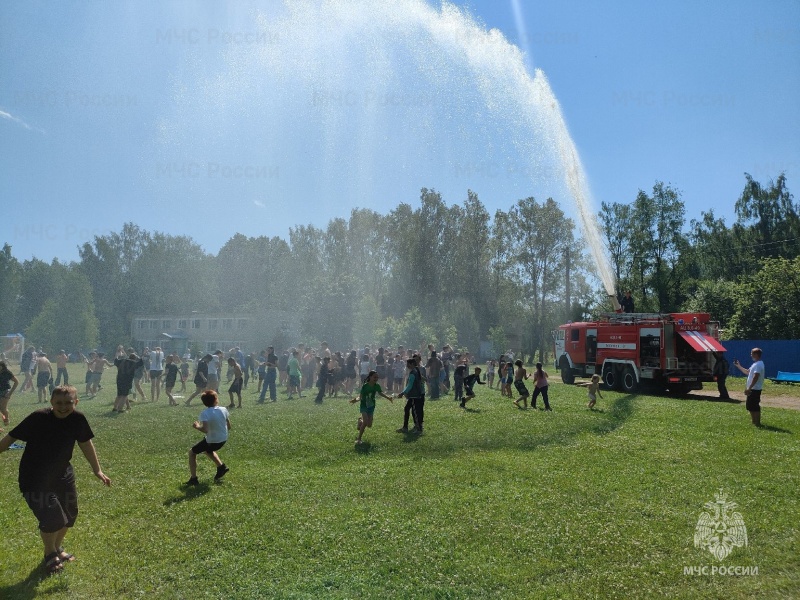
<box><xmin>553</xmin><ymin>312</ymin><xmax>726</xmax><ymax>393</ymax></box>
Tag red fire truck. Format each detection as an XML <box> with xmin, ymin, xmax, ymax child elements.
<box><xmin>553</xmin><ymin>312</ymin><xmax>726</xmax><ymax>393</ymax></box>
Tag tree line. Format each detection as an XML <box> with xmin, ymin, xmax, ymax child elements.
<box><xmin>1</xmin><ymin>173</ymin><xmax>797</xmax><ymax>359</ymax></box>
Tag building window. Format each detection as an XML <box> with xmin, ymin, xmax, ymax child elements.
<box><xmin>178</xmin><ymin>320</ymin><xmax>187</xmax><ymax>330</ymax></box>
<box><xmin>207</xmin><ymin>342</ymin><xmax>218</xmax><ymax>352</ymax></box>
<box><xmin>162</xmin><ymin>320</ymin><xmax>172</xmax><ymax>330</ymax></box>
<box><xmin>191</xmin><ymin>319</ymin><xmax>201</xmax><ymax>330</ymax></box>
<box><xmin>150</xmin><ymin>320</ymin><xmax>159</xmax><ymax>330</ymax></box>
<box><xmin>222</xmin><ymin>319</ymin><xmax>233</xmax><ymax>330</ymax></box>
<box><xmin>209</xmin><ymin>319</ymin><xmax>218</xmax><ymax>330</ymax></box>
<box><xmin>138</xmin><ymin>320</ymin><xmax>147</xmax><ymax>329</ymax></box>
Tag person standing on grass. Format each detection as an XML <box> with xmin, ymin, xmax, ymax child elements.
<box><xmin>350</xmin><ymin>370</ymin><xmax>393</xmax><ymax>445</ymax></box>
<box><xmin>164</xmin><ymin>355</ymin><xmax>180</xmax><ymax>406</ymax></box>
<box><xmin>112</xmin><ymin>350</ymin><xmax>143</xmax><ymax>413</ymax></box>
<box><xmin>315</xmin><ymin>356</ymin><xmax>330</xmax><ymax>404</ymax></box>
<box><xmin>149</xmin><ymin>346</ymin><xmax>165</xmax><ymax>403</ymax></box>
<box><xmin>453</xmin><ymin>356</ymin><xmax>466</xmax><ymax>405</ymax></box>
<box><xmin>287</xmin><ymin>350</ymin><xmax>302</xmax><ymax>399</ymax></box>
<box><xmin>207</xmin><ymin>351</ymin><xmax>222</xmax><ymax>393</ymax></box>
<box><xmin>426</xmin><ymin>351</ymin><xmax>442</xmax><ymax>399</ymax></box>
<box><xmin>512</xmin><ymin>360</ymin><xmax>530</xmax><ymax>409</ymax></box>
<box><xmin>396</xmin><ymin>358</ymin><xmax>425</xmax><ymax>434</ymax></box>
<box><xmin>713</xmin><ymin>352</ymin><xmax>730</xmax><ymax>400</ymax></box>
<box><xmin>587</xmin><ymin>374</ymin><xmax>603</xmax><ymax>410</ymax></box>
<box><xmin>259</xmin><ymin>346</ymin><xmax>278</xmax><ymax>403</ymax></box>
<box><xmin>486</xmin><ymin>359</ymin><xmax>496</xmax><ymax>389</ymax></box>
<box><xmin>185</xmin><ymin>390</ymin><xmax>230</xmax><ymax>486</ymax></box>
<box><xmin>0</xmin><ymin>361</ymin><xmax>20</xmax><ymax>425</ymax></box>
<box><xmin>531</xmin><ymin>363</ymin><xmax>552</xmax><ymax>411</ymax></box>
<box><xmin>0</xmin><ymin>385</ymin><xmax>111</xmax><ymax>575</ymax></box>
<box><xmin>180</xmin><ymin>358</ymin><xmax>189</xmax><ymax>393</ymax></box>
<box><xmin>733</xmin><ymin>348</ymin><xmax>765</xmax><ymax>427</ymax></box>
<box><xmin>35</xmin><ymin>353</ymin><xmax>53</xmax><ymax>404</ymax></box>
<box><xmin>227</xmin><ymin>357</ymin><xmax>243</xmax><ymax>409</ymax></box>
<box><xmin>185</xmin><ymin>355</ymin><xmax>211</xmax><ymax>406</ymax></box>
<box><xmin>54</xmin><ymin>350</ymin><xmax>69</xmax><ymax>387</ymax></box>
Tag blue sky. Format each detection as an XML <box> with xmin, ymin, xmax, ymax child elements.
<box><xmin>1</xmin><ymin>0</ymin><xmax>798</xmax><ymax>264</ymax></box>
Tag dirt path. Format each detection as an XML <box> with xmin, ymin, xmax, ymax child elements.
<box><xmin>686</xmin><ymin>388</ymin><xmax>800</xmax><ymax>411</ymax></box>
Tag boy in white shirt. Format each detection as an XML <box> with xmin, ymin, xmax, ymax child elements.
<box><xmin>185</xmin><ymin>390</ymin><xmax>231</xmax><ymax>485</ymax></box>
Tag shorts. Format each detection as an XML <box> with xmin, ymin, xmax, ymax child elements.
<box><xmin>207</xmin><ymin>374</ymin><xmax>219</xmax><ymax>386</ymax></box>
<box><xmin>514</xmin><ymin>380</ymin><xmax>529</xmax><ymax>397</ymax></box>
<box><xmin>85</xmin><ymin>371</ymin><xmax>92</xmax><ymax>384</ymax></box>
<box><xmin>23</xmin><ymin>478</ymin><xmax>78</xmax><ymax>533</ymax></box>
<box><xmin>37</xmin><ymin>372</ymin><xmax>51</xmax><ymax>388</ymax></box>
<box><xmin>191</xmin><ymin>439</ymin><xmax>226</xmax><ymax>455</ymax></box>
<box><xmin>289</xmin><ymin>375</ymin><xmax>300</xmax><ymax>388</ymax></box>
<box><xmin>229</xmin><ymin>378</ymin><xmax>242</xmax><ymax>394</ymax></box>
<box><xmin>91</xmin><ymin>372</ymin><xmax>103</xmax><ymax>385</ymax></box>
<box><xmin>165</xmin><ymin>377</ymin><xmax>177</xmax><ymax>389</ymax></box>
<box><xmin>745</xmin><ymin>389</ymin><xmax>762</xmax><ymax>412</ymax></box>
<box><xmin>150</xmin><ymin>370</ymin><xmax>163</xmax><ymax>379</ymax></box>
<box><xmin>359</xmin><ymin>402</ymin><xmax>376</xmax><ymax>416</ymax></box>
<box><xmin>117</xmin><ymin>381</ymin><xmax>133</xmax><ymax>396</ymax></box>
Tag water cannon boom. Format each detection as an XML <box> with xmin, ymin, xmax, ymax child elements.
<box><xmin>609</xmin><ymin>294</ymin><xmax>622</xmax><ymax>313</ymax></box>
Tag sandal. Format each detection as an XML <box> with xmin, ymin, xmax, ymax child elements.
<box><xmin>57</xmin><ymin>547</ymin><xmax>76</xmax><ymax>562</ymax></box>
<box><xmin>43</xmin><ymin>552</ymin><xmax>63</xmax><ymax>575</ymax></box>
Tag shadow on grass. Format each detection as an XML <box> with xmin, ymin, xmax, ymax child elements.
<box><xmin>406</xmin><ymin>394</ymin><xmax>636</xmax><ymax>457</ymax></box>
<box><xmin>163</xmin><ymin>482</ymin><xmax>212</xmax><ymax>506</ymax></box>
<box><xmin>462</xmin><ymin>407</ymin><xmax>481</xmax><ymax>413</ymax></box>
<box><xmin>354</xmin><ymin>441</ymin><xmax>372</xmax><ymax>454</ymax></box>
<box><xmin>0</xmin><ymin>563</ymin><xmax>68</xmax><ymax>600</ymax></box>
<box><xmin>758</xmin><ymin>424</ymin><xmax>792</xmax><ymax>434</ymax></box>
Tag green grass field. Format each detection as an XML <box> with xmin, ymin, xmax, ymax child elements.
<box><xmin>1</xmin><ymin>365</ymin><xmax>798</xmax><ymax>599</ymax></box>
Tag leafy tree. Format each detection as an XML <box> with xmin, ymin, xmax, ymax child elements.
<box><xmin>629</xmin><ymin>182</ymin><xmax>687</xmax><ymax>311</ymax></box>
<box><xmin>24</xmin><ymin>268</ymin><xmax>99</xmax><ymax>352</ymax></box>
<box><xmin>735</xmin><ymin>172</ymin><xmax>800</xmax><ymax>262</ymax></box>
<box><xmin>0</xmin><ymin>244</ymin><xmax>21</xmax><ymax>334</ymax></box>
<box><xmin>727</xmin><ymin>257</ymin><xmax>800</xmax><ymax>339</ymax></box>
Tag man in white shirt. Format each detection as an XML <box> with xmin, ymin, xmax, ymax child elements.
<box><xmin>733</xmin><ymin>348</ymin><xmax>765</xmax><ymax>427</ymax></box>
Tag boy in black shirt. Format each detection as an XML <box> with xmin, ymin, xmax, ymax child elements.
<box><xmin>461</xmin><ymin>367</ymin><xmax>485</xmax><ymax>408</ymax></box>
<box><xmin>0</xmin><ymin>385</ymin><xmax>111</xmax><ymax>574</ymax></box>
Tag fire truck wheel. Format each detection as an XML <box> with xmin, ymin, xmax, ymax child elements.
<box><xmin>560</xmin><ymin>364</ymin><xmax>575</xmax><ymax>385</ymax></box>
<box><xmin>621</xmin><ymin>367</ymin><xmax>638</xmax><ymax>393</ymax></box>
<box><xmin>603</xmin><ymin>367</ymin><xmax>617</xmax><ymax>390</ymax></box>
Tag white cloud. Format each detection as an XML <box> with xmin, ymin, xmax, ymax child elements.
<box><xmin>0</xmin><ymin>109</ymin><xmax>45</xmax><ymax>134</ymax></box>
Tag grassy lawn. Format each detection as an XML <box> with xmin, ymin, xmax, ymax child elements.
<box><xmin>1</xmin><ymin>365</ymin><xmax>798</xmax><ymax>599</ymax></box>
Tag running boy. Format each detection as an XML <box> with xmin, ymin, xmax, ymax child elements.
<box><xmin>587</xmin><ymin>374</ymin><xmax>603</xmax><ymax>409</ymax></box>
<box><xmin>349</xmin><ymin>370</ymin><xmax>393</xmax><ymax>445</ymax></box>
<box><xmin>186</xmin><ymin>390</ymin><xmax>230</xmax><ymax>485</ymax></box>
<box><xmin>512</xmin><ymin>360</ymin><xmax>530</xmax><ymax>408</ymax></box>
<box><xmin>461</xmin><ymin>366</ymin><xmax>485</xmax><ymax>408</ymax></box>
<box><xmin>0</xmin><ymin>386</ymin><xmax>111</xmax><ymax>574</ymax></box>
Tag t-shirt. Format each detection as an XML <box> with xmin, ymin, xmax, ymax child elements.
<box><xmin>194</xmin><ymin>361</ymin><xmax>208</xmax><ymax>386</ymax></box>
<box><xmin>10</xmin><ymin>408</ymin><xmax>94</xmax><ymax>492</ymax></box>
<box><xmin>748</xmin><ymin>360</ymin><xmax>765</xmax><ymax>391</ymax></box>
<box><xmin>287</xmin><ymin>357</ymin><xmax>301</xmax><ymax>377</ymax></box>
<box><xmin>359</xmin><ymin>382</ymin><xmax>382</xmax><ymax>411</ymax></box>
<box><xmin>115</xmin><ymin>356</ymin><xmax>143</xmax><ymax>387</ymax></box>
<box><xmin>149</xmin><ymin>350</ymin><xmax>164</xmax><ymax>371</ymax></box>
<box><xmin>164</xmin><ymin>363</ymin><xmax>179</xmax><ymax>386</ymax></box>
<box><xmin>0</xmin><ymin>369</ymin><xmax>14</xmax><ymax>392</ymax></box>
<box><xmin>199</xmin><ymin>405</ymin><xmax>229</xmax><ymax>444</ymax></box>
<box><xmin>208</xmin><ymin>356</ymin><xmax>220</xmax><ymax>377</ymax></box>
